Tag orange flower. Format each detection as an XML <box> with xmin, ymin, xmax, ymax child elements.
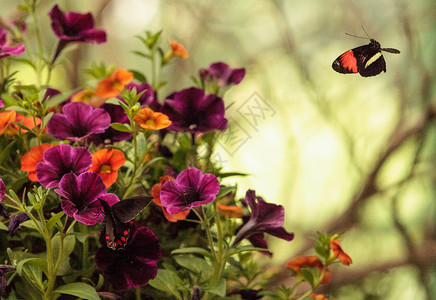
<box><xmin>310</xmin><ymin>293</ymin><xmax>328</xmax><ymax>300</ymax></box>
<box><xmin>95</xmin><ymin>68</ymin><xmax>133</xmax><ymax>98</ymax></box>
<box><xmin>170</xmin><ymin>41</ymin><xmax>188</xmax><ymax>58</ymax></box>
<box><xmin>217</xmin><ymin>204</ymin><xmax>244</xmax><ymax>218</ymax></box>
<box><xmin>21</xmin><ymin>143</ymin><xmax>54</xmax><ymax>181</ymax></box>
<box><xmin>0</xmin><ymin>110</ymin><xmax>17</xmax><ymax>136</ymax></box>
<box><xmin>0</xmin><ymin>110</ymin><xmax>41</xmax><ymax>136</ymax></box>
<box><xmin>286</xmin><ymin>256</ymin><xmax>331</xmax><ymax>284</ymax></box>
<box><xmin>88</xmin><ymin>149</ymin><xmax>126</xmax><ymax>187</ymax></box>
<box><xmin>71</xmin><ymin>88</ymin><xmax>106</xmax><ymax>108</ymax></box>
<box><xmin>151</xmin><ymin>176</ymin><xmax>190</xmax><ymax>222</ymax></box>
<box><xmin>330</xmin><ymin>239</ymin><xmax>352</xmax><ymax>266</ymax></box>
<box><xmin>133</xmin><ymin>108</ymin><xmax>172</xmax><ymax>130</ymax></box>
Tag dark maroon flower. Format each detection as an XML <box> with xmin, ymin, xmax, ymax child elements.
<box><xmin>161</xmin><ymin>87</ymin><xmax>227</xmax><ymax>134</ymax></box>
<box><xmin>49</xmin><ymin>5</ymin><xmax>106</xmax><ymax>63</ymax></box>
<box><xmin>125</xmin><ymin>82</ymin><xmax>159</xmax><ymax>110</ymax></box>
<box><xmin>160</xmin><ymin>168</ymin><xmax>220</xmax><ymax>214</ymax></box>
<box><xmin>55</xmin><ymin>172</ymin><xmax>119</xmax><ymax>225</ymax></box>
<box><xmin>36</xmin><ymin>144</ymin><xmax>92</xmax><ymax>188</ymax></box>
<box><xmin>88</xmin><ymin>103</ymin><xmax>132</xmax><ymax>145</ymax></box>
<box><xmin>199</xmin><ymin>62</ymin><xmax>245</xmax><ymax>88</ymax></box>
<box><xmin>0</xmin><ymin>28</ymin><xmax>25</xmax><ymax>58</ymax></box>
<box><xmin>0</xmin><ymin>265</ymin><xmax>15</xmax><ymax>297</ymax></box>
<box><xmin>227</xmin><ymin>289</ymin><xmax>263</xmax><ymax>300</ymax></box>
<box><xmin>43</xmin><ymin>88</ymin><xmax>61</xmax><ymax>101</ymax></box>
<box><xmin>0</xmin><ymin>205</ymin><xmax>8</xmax><ymax>218</ymax></box>
<box><xmin>8</xmin><ymin>213</ymin><xmax>29</xmax><ymax>236</ymax></box>
<box><xmin>47</xmin><ymin>102</ymin><xmax>110</xmax><ymax>141</ymax></box>
<box><xmin>95</xmin><ymin>222</ymin><xmax>161</xmax><ymax>291</ymax></box>
<box><xmin>232</xmin><ymin>190</ymin><xmax>294</xmax><ymax>254</ymax></box>
<box><xmin>0</xmin><ymin>178</ymin><xmax>5</xmax><ymax>201</ymax></box>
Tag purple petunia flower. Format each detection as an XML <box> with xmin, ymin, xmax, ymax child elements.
<box><xmin>36</xmin><ymin>144</ymin><xmax>92</xmax><ymax>188</ymax></box>
<box><xmin>0</xmin><ymin>179</ymin><xmax>5</xmax><ymax>201</ymax></box>
<box><xmin>0</xmin><ymin>28</ymin><xmax>25</xmax><ymax>58</ymax></box>
<box><xmin>55</xmin><ymin>172</ymin><xmax>119</xmax><ymax>225</ymax></box>
<box><xmin>232</xmin><ymin>190</ymin><xmax>294</xmax><ymax>255</ymax></box>
<box><xmin>0</xmin><ymin>99</ymin><xmax>3</xmax><ymax>108</ymax></box>
<box><xmin>88</xmin><ymin>103</ymin><xmax>132</xmax><ymax>145</ymax></box>
<box><xmin>160</xmin><ymin>168</ymin><xmax>220</xmax><ymax>214</ymax></box>
<box><xmin>47</xmin><ymin>102</ymin><xmax>110</xmax><ymax>142</ymax></box>
<box><xmin>95</xmin><ymin>222</ymin><xmax>161</xmax><ymax>291</ymax></box>
<box><xmin>0</xmin><ymin>265</ymin><xmax>15</xmax><ymax>297</ymax></box>
<box><xmin>161</xmin><ymin>87</ymin><xmax>227</xmax><ymax>134</ymax></box>
<box><xmin>199</xmin><ymin>62</ymin><xmax>245</xmax><ymax>88</ymax></box>
<box><xmin>8</xmin><ymin>213</ymin><xmax>29</xmax><ymax>236</ymax></box>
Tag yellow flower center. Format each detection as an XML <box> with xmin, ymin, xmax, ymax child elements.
<box><xmin>99</xmin><ymin>164</ymin><xmax>112</xmax><ymax>174</ymax></box>
<box><xmin>145</xmin><ymin>119</ymin><xmax>156</xmax><ymax>127</ymax></box>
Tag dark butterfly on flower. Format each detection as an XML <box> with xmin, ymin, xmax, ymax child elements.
<box><xmin>332</xmin><ymin>29</ymin><xmax>400</xmax><ymax>77</ymax></box>
<box><xmin>99</xmin><ymin>196</ymin><xmax>152</xmax><ymax>250</ymax></box>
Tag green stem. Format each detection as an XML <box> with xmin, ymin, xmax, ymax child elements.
<box><xmin>81</xmin><ymin>223</ymin><xmax>90</xmax><ymax>274</ymax></box>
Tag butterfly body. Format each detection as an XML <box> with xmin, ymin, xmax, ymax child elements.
<box><xmin>99</xmin><ymin>196</ymin><xmax>152</xmax><ymax>250</ymax></box>
<box><xmin>332</xmin><ymin>39</ymin><xmax>400</xmax><ymax>77</ymax></box>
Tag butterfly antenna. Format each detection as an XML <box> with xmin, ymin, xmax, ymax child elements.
<box><xmin>345</xmin><ymin>32</ymin><xmax>369</xmax><ymax>40</ymax></box>
<box><xmin>361</xmin><ymin>26</ymin><xmax>371</xmax><ymax>38</ymax></box>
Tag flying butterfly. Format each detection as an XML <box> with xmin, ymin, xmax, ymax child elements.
<box><xmin>332</xmin><ymin>29</ymin><xmax>400</xmax><ymax>77</ymax></box>
<box><xmin>99</xmin><ymin>195</ymin><xmax>152</xmax><ymax>250</ymax></box>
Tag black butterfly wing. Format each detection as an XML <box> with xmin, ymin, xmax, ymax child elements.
<box><xmin>353</xmin><ymin>44</ymin><xmax>386</xmax><ymax>77</ymax></box>
<box><xmin>99</xmin><ymin>196</ymin><xmax>152</xmax><ymax>250</ymax></box>
<box><xmin>111</xmin><ymin>195</ymin><xmax>152</xmax><ymax>223</ymax></box>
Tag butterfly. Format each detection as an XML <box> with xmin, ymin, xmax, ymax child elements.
<box><xmin>332</xmin><ymin>32</ymin><xmax>400</xmax><ymax>77</ymax></box>
<box><xmin>99</xmin><ymin>195</ymin><xmax>152</xmax><ymax>250</ymax></box>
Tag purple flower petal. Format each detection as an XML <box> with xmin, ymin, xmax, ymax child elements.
<box><xmin>49</xmin><ymin>5</ymin><xmax>106</xmax><ymax>43</ymax></box>
<box><xmin>0</xmin><ymin>28</ymin><xmax>25</xmax><ymax>58</ymax></box>
<box><xmin>199</xmin><ymin>62</ymin><xmax>245</xmax><ymax>88</ymax></box>
<box><xmin>36</xmin><ymin>144</ymin><xmax>92</xmax><ymax>188</ymax></box>
<box><xmin>8</xmin><ymin>213</ymin><xmax>29</xmax><ymax>236</ymax></box>
<box><xmin>55</xmin><ymin>172</ymin><xmax>119</xmax><ymax>225</ymax></box>
<box><xmin>162</xmin><ymin>87</ymin><xmax>227</xmax><ymax>134</ymax></box>
<box><xmin>95</xmin><ymin>223</ymin><xmax>161</xmax><ymax>291</ymax></box>
<box><xmin>160</xmin><ymin>168</ymin><xmax>220</xmax><ymax>214</ymax></box>
<box><xmin>0</xmin><ymin>179</ymin><xmax>5</xmax><ymax>202</ymax></box>
<box><xmin>232</xmin><ymin>190</ymin><xmax>294</xmax><ymax>253</ymax></box>
<box><xmin>47</xmin><ymin>102</ymin><xmax>110</xmax><ymax>141</ymax></box>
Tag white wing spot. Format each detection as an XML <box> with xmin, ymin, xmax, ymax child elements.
<box><xmin>365</xmin><ymin>52</ymin><xmax>382</xmax><ymax>68</ymax></box>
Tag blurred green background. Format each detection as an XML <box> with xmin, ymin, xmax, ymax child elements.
<box><xmin>2</xmin><ymin>0</ymin><xmax>436</xmax><ymax>299</ymax></box>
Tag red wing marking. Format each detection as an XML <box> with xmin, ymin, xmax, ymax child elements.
<box><xmin>339</xmin><ymin>51</ymin><xmax>358</xmax><ymax>73</ymax></box>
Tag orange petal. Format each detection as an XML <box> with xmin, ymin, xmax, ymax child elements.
<box><xmin>162</xmin><ymin>206</ymin><xmax>190</xmax><ymax>222</ymax></box>
<box><xmin>21</xmin><ymin>143</ymin><xmax>54</xmax><ymax>181</ymax></box>
<box><xmin>217</xmin><ymin>204</ymin><xmax>244</xmax><ymax>218</ymax></box>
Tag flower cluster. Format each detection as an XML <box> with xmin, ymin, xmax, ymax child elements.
<box><xmin>0</xmin><ymin>2</ymin><xmax>352</xmax><ymax>299</ymax></box>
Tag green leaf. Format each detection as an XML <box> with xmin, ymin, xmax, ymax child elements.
<box><xmin>52</xmin><ymin>233</ymin><xmax>76</xmax><ymax>261</ymax></box>
<box><xmin>0</xmin><ymin>221</ymin><xmax>8</xmax><ymax>231</ymax></box>
<box><xmin>16</xmin><ymin>258</ymin><xmax>47</xmax><ymax>277</ymax></box>
<box><xmin>46</xmin><ymin>211</ymin><xmax>65</xmax><ymax>233</ymax></box>
<box><xmin>9</xmin><ymin>121</ymin><xmax>33</xmax><ymax>133</ymax></box>
<box><xmin>300</xmin><ymin>268</ymin><xmax>315</xmax><ymax>288</ymax></box>
<box><xmin>110</xmin><ymin>123</ymin><xmax>132</xmax><ymax>133</ymax></box>
<box><xmin>43</xmin><ymin>112</ymin><xmax>53</xmax><ymax>127</ymax></box>
<box><xmin>54</xmin><ymin>282</ymin><xmax>100</xmax><ymax>300</ymax></box>
<box><xmin>216</xmin><ymin>186</ymin><xmax>237</xmax><ymax>199</ymax></box>
<box><xmin>171</xmin><ymin>247</ymin><xmax>211</xmax><ymax>258</ymax></box>
<box><xmin>132</xmin><ymin>50</ymin><xmax>151</xmax><ymax>59</ymax></box>
<box><xmin>148</xmin><ymin>269</ymin><xmax>183</xmax><ymax>300</ymax></box>
<box><xmin>130</xmin><ymin>70</ymin><xmax>147</xmax><ymax>82</ymax></box>
<box><xmin>218</xmin><ymin>172</ymin><xmax>250</xmax><ymax>178</ymax></box>
<box><xmin>4</xmin><ymin>105</ymin><xmax>28</xmax><ymax>113</ymax></box>
<box><xmin>205</xmin><ymin>277</ymin><xmax>226</xmax><ymax>297</ymax></box>
<box><xmin>174</xmin><ymin>255</ymin><xmax>211</xmax><ymax>276</ymax></box>
<box><xmin>0</xmin><ymin>140</ymin><xmax>16</xmax><ymax>165</ymax></box>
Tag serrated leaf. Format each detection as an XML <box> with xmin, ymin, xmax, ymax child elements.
<box><xmin>54</xmin><ymin>282</ymin><xmax>100</xmax><ymax>300</ymax></box>
<box><xmin>171</xmin><ymin>247</ymin><xmax>211</xmax><ymax>258</ymax></box>
<box><xmin>110</xmin><ymin>123</ymin><xmax>132</xmax><ymax>133</ymax></box>
<box><xmin>148</xmin><ymin>269</ymin><xmax>182</xmax><ymax>300</ymax></box>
